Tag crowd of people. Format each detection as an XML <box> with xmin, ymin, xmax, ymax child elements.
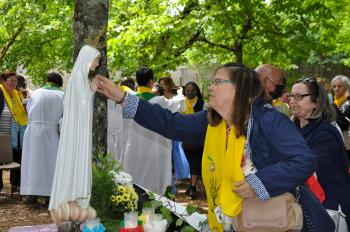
<box><xmin>0</xmin><ymin>70</ymin><xmax>64</xmax><ymax>203</ymax></box>
<box><xmin>1</xmin><ymin>49</ymin><xmax>350</xmax><ymax>231</ymax></box>
<box><xmin>98</xmin><ymin>63</ymin><xmax>350</xmax><ymax>231</ymax></box>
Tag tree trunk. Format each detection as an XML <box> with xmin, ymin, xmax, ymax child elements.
<box><xmin>73</xmin><ymin>0</ymin><xmax>109</xmax><ymax>156</ymax></box>
<box><xmin>234</xmin><ymin>42</ymin><xmax>243</xmax><ymax>64</ymax></box>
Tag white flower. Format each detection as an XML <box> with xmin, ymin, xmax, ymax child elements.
<box><xmin>109</xmin><ymin>170</ymin><xmax>133</xmax><ymax>185</ymax></box>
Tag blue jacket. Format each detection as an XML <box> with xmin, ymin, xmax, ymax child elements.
<box><xmin>126</xmin><ymin>95</ymin><xmax>335</xmax><ymax>231</ymax></box>
<box><xmin>299</xmin><ymin>118</ymin><xmax>350</xmax><ymax>227</ymax></box>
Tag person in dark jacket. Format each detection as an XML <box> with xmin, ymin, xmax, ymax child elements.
<box><xmin>290</xmin><ymin>77</ymin><xmax>350</xmax><ymax>228</ymax></box>
<box><xmin>331</xmin><ymin>75</ymin><xmax>350</xmax><ymax>160</ymax></box>
<box><xmin>331</xmin><ymin>75</ymin><xmax>350</xmax><ymax>131</ymax></box>
<box><xmin>182</xmin><ymin>81</ymin><xmax>205</xmax><ymax>199</ymax></box>
<box><xmin>96</xmin><ymin>65</ymin><xmax>335</xmax><ymax>231</ymax></box>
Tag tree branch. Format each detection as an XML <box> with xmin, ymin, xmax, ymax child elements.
<box><xmin>173</xmin><ymin>26</ymin><xmax>204</xmax><ymax>57</ymax></box>
<box><xmin>35</xmin><ymin>36</ymin><xmax>62</xmax><ymax>48</ymax></box>
<box><xmin>149</xmin><ymin>2</ymin><xmax>201</xmax><ymax>64</ymax></box>
<box><xmin>179</xmin><ymin>0</ymin><xmax>199</xmax><ymax>20</ymax></box>
<box><xmin>0</xmin><ymin>23</ymin><xmax>26</xmax><ymax>63</ymax></box>
<box><xmin>233</xmin><ymin>11</ymin><xmax>253</xmax><ymax>63</ymax></box>
<box><xmin>198</xmin><ymin>36</ymin><xmax>235</xmax><ymax>52</ymax></box>
<box><xmin>239</xmin><ymin>15</ymin><xmax>253</xmax><ymax>41</ymax></box>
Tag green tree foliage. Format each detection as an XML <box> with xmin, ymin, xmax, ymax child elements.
<box><xmin>107</xmin><ymin>0</ymin><xmax>349</xmax><ymax>75</ymax></box>
<box><xmin>324</xmin><ymin>0</ymin><xmax>350</xmax><ymax>65</ymax></box>
<box><xmin>108</xmin><ymin>0</ymin><xmax>203</xmax><ymax>76</ymax></box>
<box><xmin>1</xmin><ymin>0</ymin><xmax>350</xmax><ymax>82</ymax></box>
<box><xmin>0</xmin><ymin>0</ymin><xmax>73</xmax><ymax>84</ymax></box>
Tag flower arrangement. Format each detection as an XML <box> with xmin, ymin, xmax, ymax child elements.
<box><xmin>110</xmin><ymin>170</ymin><xmax>138</xmax><ymax>211</ymax></box>
<box><xmin>91</xmin><ymin>150</ymin><xmax>200</xmax><ymax>231</ymax></box>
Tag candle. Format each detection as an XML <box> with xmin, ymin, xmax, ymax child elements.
<box><xmin>83</xmin><ymin>217</ymin><xmax>105</xmax><ymax>232</ymax></box>
<box><xmin>143</xmin><ymin>214</ymin><xmax>167</xmax><ymax>232</ymax></box>
<box><xmin>139</xmin><ymin>208</ymin><xmax>155</xmax><ymax>224</ymax></box>
<box><xmin>124</xmin><ymin>211</ymin><xmax>138</xmax><ymax>228</ymax></box>
<box><xmin>86</xmin><ymin>218</ymin><xmax>100</xmax><ymax>229</ymax></box>
<box><xmin>142</xmin><ymin>208</ymin><xmax>155</xmax><ymax>216</ymax></box>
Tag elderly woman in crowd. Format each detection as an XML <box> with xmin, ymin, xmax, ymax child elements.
<box><xmin>97</xmin><ymin>64</ymin><xmax>334</xmax><ymax>231</ymax></box>
<box><xmin>289</xmin><ymin>77</ymin><xmax>350</xmax><ymax>228</ymax></box>
<box><xmin>0</xmin><ymin>70</ymin><xmax>28</xmax><ymax>193</ymax></box>
<box><xmin>331</xmin><ymin>75</ymin><xmax>350</xmax><ymax>131</ymax></box>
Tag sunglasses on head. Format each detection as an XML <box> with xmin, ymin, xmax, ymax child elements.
<box><xmin>302</xmin><ymin>77</ymin><xmax>316</xmax><ymax>84</ymax></box>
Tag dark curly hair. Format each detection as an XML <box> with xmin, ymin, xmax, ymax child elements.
<box><xmin>0</xmin><ymin>70</ymin><xmax>17</xmax><ymax>82</ymax></box>
<box><xmin>47</xmin><ymin>72</ymin><xmax>63</xmax><ymax>87</ymax></box>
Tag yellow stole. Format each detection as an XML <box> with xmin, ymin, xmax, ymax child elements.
<box><xmin>334</xmin><ymin>95</ymin><xmax>346</xmax><ymax>108</ymax></box>
<box><xmin>0</xmin><ymin>85</ymin><xmax>28</xmax><ymax>126</ymax></box>
<box><xmin>202</xmin><ymin>120</ymin><xmax>245</xmax><ymax>231</ymax></box>
<box><xmin>183</xmin><ymin>96</ymin><xmax>197</xmax><ymax>114</ymax></box>
<box><xmin>120</xmin><ymin>85</ymin><xmax>132</xmax><ymax>92</ymax></box>
<box><xmin>136</xmin><ymin>86</ymin><xmax>152</xmax><ymax>94</ymax></box>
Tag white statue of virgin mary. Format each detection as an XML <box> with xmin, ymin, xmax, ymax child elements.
<box><xmin>49</xmin><ymin>45</ymin><xmax>100</xmax><ymax>211</ymax></box>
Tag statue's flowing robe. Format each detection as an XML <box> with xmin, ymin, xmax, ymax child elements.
<box><xmin>49</xmin><ymin>45</ymin><xmax>100</xmax><ymax>210</ymax></box>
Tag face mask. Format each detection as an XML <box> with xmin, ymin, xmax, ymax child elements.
<box><xmin>269</xmin><ymin>84</ymin><xmax>285</xmax><ymax>99</ymax></box>
<box><xmin>186</xmin><ymin>93</ymin><xmax>196</xmax><ymax>100</ymax></box>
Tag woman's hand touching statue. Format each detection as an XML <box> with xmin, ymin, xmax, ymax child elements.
<box><xmin>96</xmin><ymin>75</ymin><xmax>126</xmax><ymax>103</ymax></box>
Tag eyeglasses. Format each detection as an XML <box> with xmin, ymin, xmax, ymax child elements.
<box><xmin>211</xmin><ymin>78</ymin><xmax>235</xmax><ymax>86</ymax></box>
<box><xmin>287</xmin><ymin>93</ymin><xmax>313</xmax><ymax>101</ymax></box>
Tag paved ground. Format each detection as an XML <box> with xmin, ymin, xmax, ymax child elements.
<box><xmin>0</xmin><ymin>171</ymin><xmax>207</xmax><ymax>231</ymax></box>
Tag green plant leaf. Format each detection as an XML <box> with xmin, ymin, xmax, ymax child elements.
<box><xmin>176</xmin><ymin>218</ymin><xmax>183</xmax><ymax>227</ymax></box>
<box><xmin>185</xmin><ymin>204</ymin><xmax>198</xmax><ymax>215</ymax></box>
<box><xmin>180</xmin><ymin>225</ymin><xmax>196</xmax><ymax>232</ymax></box>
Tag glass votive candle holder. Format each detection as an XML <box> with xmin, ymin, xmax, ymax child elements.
<box><xmin>142</xmin><ymin>207</ymin><xmax>155</xmax><ymax>216</ymax></box>
<box><xmin>85</xmin><ymin>217</ymin><xmax>100</xmax><ymax>229</ymax></box>
<box><xmin>149</xmin><ymin>213</ymin><xmax>162</xmax><ymax>222</ymax></box>
<box><xmin>124</xmin><ymin>211</ymin><xmax>138</xmax><ymax>228</ymax></box>
<box><xmin>141</xmin><ymin>208</ymin><xmax>155</xmax><ymax>222</ymax></box>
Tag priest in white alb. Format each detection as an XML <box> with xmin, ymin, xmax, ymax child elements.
<box><xmin>20</xmin><ymin>73</ymin><xmax>64</xmax><ymax>201</ymax></box>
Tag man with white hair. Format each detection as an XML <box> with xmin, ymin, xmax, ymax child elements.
<box><xmin>255</xmin><ymin>64</ymin><xmax>290</xmax><ymax>115</ymax></box>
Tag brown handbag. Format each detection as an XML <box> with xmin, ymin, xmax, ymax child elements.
<box><xmin>233</xmin><ymin>193</ymin><xmax>303</xmax><ymax>232</ymax></box>
<box><xmin>0</xmin><ymin>134</ymin><xmax>13</xmax><ymax>164</ymax></box>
